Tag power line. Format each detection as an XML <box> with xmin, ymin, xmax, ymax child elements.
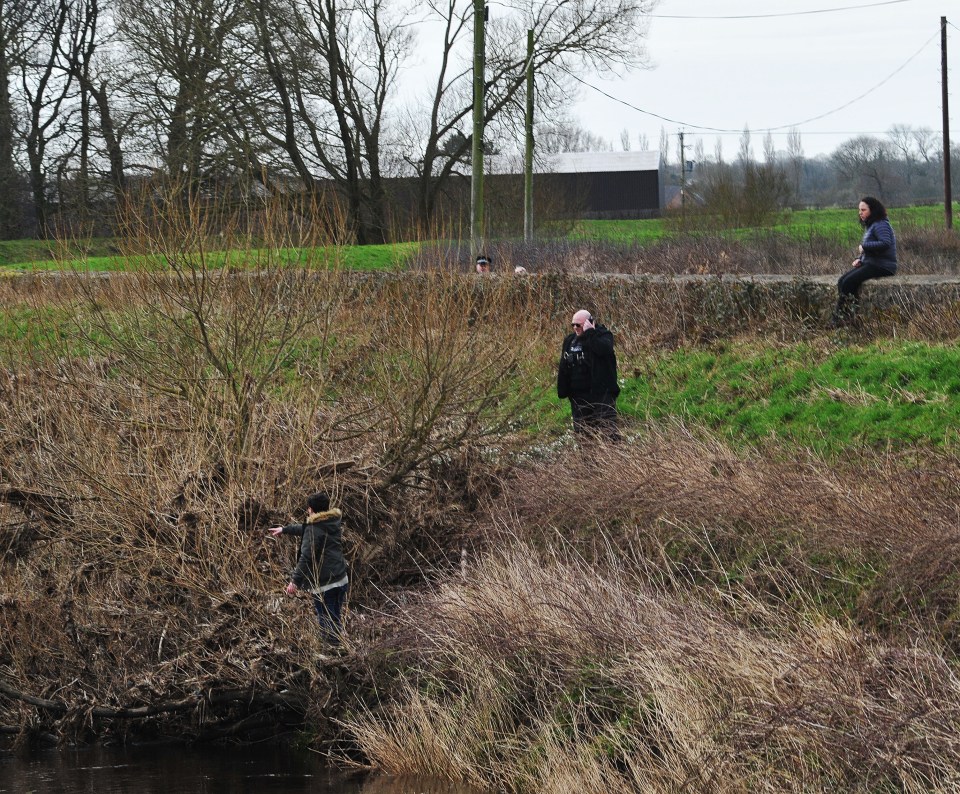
<box><xmin>649</xmin><ymin>0</ymin><xmax>913</xmax><ymax>20</ymax></box>
<box><xmin>487</xmin><ymin>0</ymin><xmax>916</xmax><ymax>19</ymax></box>
<box><xmin>559</xmin><ymin>27</ymin><xmax>939</xmax><ymax>135</ymax></box>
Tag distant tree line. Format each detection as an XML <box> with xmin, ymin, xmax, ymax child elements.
<box><xmin>0</xmin><ymin>0</ymin><xmax>653</xmax><ymax>241</ymax></box>
<box><xmin>678</xmin><ymin>125</ymin><xmax>956</xmax><ymax>226</ymax></box>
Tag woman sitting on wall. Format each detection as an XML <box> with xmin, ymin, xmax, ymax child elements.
<box><xmin>831</xmin><ymin>196</ymin><xmax>898</xmax><ymax>327</ymax></box>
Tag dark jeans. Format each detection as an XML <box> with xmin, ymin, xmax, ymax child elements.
<box><xmin>834</xmin><ymin>263</ymin><xmax>894</xmax><ymax>323</ymax></box>
<box><xmin>311</xmin><ymin>584</ymin><xmax>347</xmax><ymax>645</ymax></box>
<box><xmin>570</xmin><ymin>397</ymin><xmax>621</xmax><ymax>441</ymax></box>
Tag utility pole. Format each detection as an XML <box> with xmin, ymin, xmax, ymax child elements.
<box><xmin>470</xmin><ymin>1</ymin><xmax>486</xmax><ymax>256</ymax></box>
<box><xmin>524</xmin><ymin>29</ymin><xmax>534</xmax><ymax>242</ymax></box>
<box><xmin>679</xmin><ymin>130</ymin><xmax>686</xmax><ymax>230</ymax></box>
<box><xmin>942</xmin><ymin>16</ymin><xmax>953</xmax><ymax>230</ymax></box>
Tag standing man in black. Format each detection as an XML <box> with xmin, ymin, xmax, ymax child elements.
<box><xmin>557</xmin><ymin>309</ymin><xmax>620</xmax><ymax>440</ymax></box>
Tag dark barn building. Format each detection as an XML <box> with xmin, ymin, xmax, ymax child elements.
<box><xmin>488</xmin><ymin>150</ymin><xmax>665</xmax><ymax>220</ymax></box>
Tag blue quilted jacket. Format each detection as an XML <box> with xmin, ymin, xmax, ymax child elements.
<box><xmin>859</xmin><ymin>218</ymin><xmax>898</xmax><ymax>274</ymax></box>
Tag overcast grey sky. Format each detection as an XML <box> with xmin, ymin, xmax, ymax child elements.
<box><xmin>571</xmin><ymin>0</ymin><xmax>951</xmax><ymax>158</ymax></box>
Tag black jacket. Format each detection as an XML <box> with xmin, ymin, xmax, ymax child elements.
<box><xmin>557</xmin><ymin>324</ymin><xmax>620</xmax><ymax>402</ymax></box>
<box><xmin>281</xmin><ymin>508</ymin><xmax>347</xmax><ymax>591</ymax></box>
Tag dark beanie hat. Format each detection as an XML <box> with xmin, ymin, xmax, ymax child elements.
<box><xmin>307</xmin><ymin>492</ymin><xmax>330</xmax><ymax>513</ymax></box>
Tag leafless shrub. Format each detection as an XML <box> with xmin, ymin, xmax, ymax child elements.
<box><xmin>0</xmin><ymin>198</ymin><xmax>557</xmax><ymax>744</ymax></box>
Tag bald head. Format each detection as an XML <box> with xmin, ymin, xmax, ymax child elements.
<box><xmin>571</xmin><ymin>309</ymin><xmax>593</xmax><ymax>336</ymax></box>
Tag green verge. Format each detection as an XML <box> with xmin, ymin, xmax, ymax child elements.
<box><xmin>619</xmin><ymin>339</ymin><xmax>960</xmax><ymax>455</ymax></box>
<box><xmin>571</xmin><ymin>204</ymin><xmax>950</xmax><ymax>246</ymax></box>
<box><xmin>0</xmin><ymin>242</ymin><xmax>421</xmax><ymax>273</ymax></box>
<box><xmin>5</xmin><ymin>297</ymin><xmax>958</xmax><ymax>457</ymax></box>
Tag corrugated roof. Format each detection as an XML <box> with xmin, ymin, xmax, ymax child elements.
<box><xmin>486</xmin><ymin>150</ymin><xmax>661</xmax><ymax>175</ymax></box>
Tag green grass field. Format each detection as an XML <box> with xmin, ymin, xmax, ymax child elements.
<box><xmin>569</xmin><ymin>204</ymin><xmax>952</xmax><ymax>247</ymax></box>
<box><xmin>0</xmin><ymin>242</ymin><xmax>421</xmax><ymax>273</ymax></box>
<box><xmin>617</xmin><ymin>339</ymin><xmax>960</xmax><ymax>454</ymax></box>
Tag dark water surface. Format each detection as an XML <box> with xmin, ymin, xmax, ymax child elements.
<box><xmin>0</xmin><ymin>743</ymin><xmax>482</xmax><ymax>794</ymax></box>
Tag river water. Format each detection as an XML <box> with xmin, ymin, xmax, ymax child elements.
<box><xmin>0</xmin><ymin>743</ymin><xmax>484</xmax><ymax>794</ymax></box>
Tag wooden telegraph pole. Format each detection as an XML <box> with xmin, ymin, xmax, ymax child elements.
<box><xmin>942</xmin><ymin>16</ymin><xmax>953</xmax><ymax>229</ymax></box>
<box><xmin>471</xmin><ymin>1</ymin><xmax>487</xmax><ymax>256</ymax></box>
<box><xmin>524</xmin><ymin>30</ymin><xmax>534</xmax><ymax>242</ymax></box>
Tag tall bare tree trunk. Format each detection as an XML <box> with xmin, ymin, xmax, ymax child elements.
<box><xmin>0</xmin><ymin>44</ymin><xmax>20</xmax><ymax>238</ymax></box>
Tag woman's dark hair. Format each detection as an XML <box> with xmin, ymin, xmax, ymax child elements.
<box><xmin>859</xmin><ymin>196</ymin><xmax>888</xmax><ymax>224</ymax></box>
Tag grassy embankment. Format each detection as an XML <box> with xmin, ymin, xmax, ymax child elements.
<box><xmin>2</xmin><ymin>206</ymin><xmax>960</xmax><ymax>791</ymax></box>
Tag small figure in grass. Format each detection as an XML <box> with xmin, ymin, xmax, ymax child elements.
<box><xmin>556</xmin><ymin>309</ymin><xmax>621</xmax><ymax>441</ymax></box>
<box><xmin>831</xmin><ymin>196</ymin><xmax>898</xmax><ymax>328</ymax></box>
<box><xmin>267</xmin><ymin>491</ymin><xmax>348</xmax><ymax>646</ymax></box>
<box><xmin>475</xmin><ymin>254</ymin><xmax>491</xmax><ymax>273</ymax></box>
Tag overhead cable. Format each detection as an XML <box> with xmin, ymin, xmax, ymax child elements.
<box><xmin>558</xmin><ymin>27</ymin><xmax>939</xmax><ymax>134</ymax></box>
<box><xmin>650</xmin><ymin>0</ymin><xmax>913</xmax><ymax>20</ymax></box>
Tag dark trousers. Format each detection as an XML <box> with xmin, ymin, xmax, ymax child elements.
<box><xmin>570</xmin><ymin>397</ymin><xmax>620</xmax><ymax>441</ymax></box>
<box><xmin>834</xmin><ymin>263</ymin><xmax>893</xmax><ymax>322</ymax></box>
<box><xmin>311</xmin><ymin>584</ymin><xmax>347</xmax><ymax>645</ymax></box>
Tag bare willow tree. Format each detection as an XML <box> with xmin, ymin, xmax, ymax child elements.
<box><xmin>406</xmin><ymin>0</ymin><xmax>655</xmax><ymax>228</ymax></box>
<box><xmin>65</xmin><ymin>190</ymin><xmax>346</xmax><ymax>459</ymax></box>
<box><xmin>242</xmin><ymin>0</ymin><xmax>411</xmax><ymax>245</ymax></box>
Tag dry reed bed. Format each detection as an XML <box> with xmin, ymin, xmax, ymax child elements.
<box><xmin>350</xmin><ymin>547</ymin><xmax>960</xmax><ymax>792</ymax></box>
<box><xmin>349</xmin><ymin>434</ymin><xmax>960</xmax><ymax>792</ymax></box>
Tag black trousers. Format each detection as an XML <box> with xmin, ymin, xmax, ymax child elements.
<box><xmin>834</xmin><ymin>263</ymin><xmax>894</xmax><ymax>322</ymax></box>
<box><xmin>570</xmin><ymin>397</ymin><xmax>620</xmax><ymax>441</ymax></box>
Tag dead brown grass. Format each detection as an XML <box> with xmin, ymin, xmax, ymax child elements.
<box><xmin>343</xmin><ymin>430</ymin><xmax>960</xmax><ymax>791</ymax></box>
<box><xmin>347</xmin><ymin>543</ymin><xmax>960</xmax><ymax>792</ymax></box>
<box><xmin>0</xmin><ymin>217</ymin><xmax>549</xmax><ymax>747</ymax></box>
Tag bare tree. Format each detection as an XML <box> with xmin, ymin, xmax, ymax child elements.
<box><xmin>16</xmin><ymin>0</ymin><xmax>74</xmax><ymax>236</ymax></box>
<box><xmin>762</xmin><ymin>130</ymin><xmax>776</xmax><ymax>165</ymax></box>
<box><xmin>115</xmin><ymin>0</ymin><xmax>250</xmax><ymax>186</ymax></box>
<box><xmin>0</xmin><ymin>0</ymin><xmax>40</xmax><ymax>237</ymax></box>
<box><xmin>886</xmin><ymin>123</ymin><xmax>919</xmax><ymax>190</ymax></box>
<box><xmin>786</xmin><ymin>127</ymin><xmax>803</xmax><ymax>202</ymax></box>
<box><xmin>406</xmin><ymin>0</ymin><xmax>655</xmax><ymax>229</ymax></box>
<box><xmin>912</xmin><ymin>126</ymin><xmax>937</xmax><ymax>164</ymax></box>
<box><xmin>536</xmin><ymin>120</ymin><xmax>610</xmax><ymax>153</ymax></box>
<box><xmin>832</xmin><ymin>135</ymin><xmax>894</xmax><ymax>201</ymax></box>
<box><xmin>242</xmin><ymin>0</ymin><xmax>411</xmax><ymax>244</ymax></box>
<box><xmin>737</xmin><ymin>125</ymin><xmax>752</xmax><ymax>169</ymax></box>
<box><xmin>692</xmin><ymin>136</ymin><xmax>704</xmax><ymax>168</ymax></box>
<box><xmin>60</xmin><ymin>0</ymin><xmax>129</xmax><ymax>208</ymax></box>
<box><xmin>658</xmin><ymin>126</ymin><xmax>669</xmax><ymax>167</ymax></box>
